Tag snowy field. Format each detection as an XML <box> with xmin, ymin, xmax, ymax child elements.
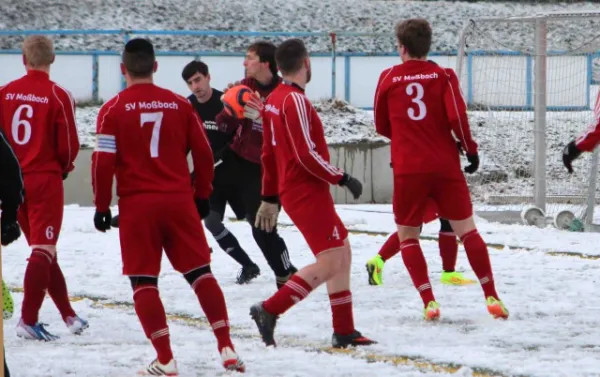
<box><xmin>3</xmin><ymin>204</ymin><xmax>600</xmax><ymax>377</ymax></box>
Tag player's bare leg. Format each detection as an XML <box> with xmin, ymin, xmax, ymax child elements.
<box><xmin>397</xmin><ymin>226</ymin><xmax>440</xmax><ymax>320</ymax></box>
<box><xmin>251</xmin><ymin>239</ymin><xmax>376</xmax><ymax>348</ymax></box>
<box><xmin>448</xmin><ymin>217</ymin><xmax>509</xmax><ymax>319</ymax></box>
<box><xmin>185</xmin><ymin>266</ymin><xmax>245</xmax><ymax>372</ymax></box>
<box><xmin>17</xmin><ymin>245</ymin><xmax>60</xmax><ymax>341</ymax></box>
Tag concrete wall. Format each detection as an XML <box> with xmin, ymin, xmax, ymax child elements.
<box><xmin>65</xmin><ymin>144</ymin><xmax>393</xmax><ymax>207</ymax></box>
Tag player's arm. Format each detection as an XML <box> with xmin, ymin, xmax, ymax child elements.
<box><xmin>443</xmin><ymin>69</ymin><xmax>478</xmax><ymax>155</ymax></box>
<box><xmin>91</xmin><ymin>101</ymin><xmax>117</xmax><ymax>214</ymax></box>
<box><xmin>260</xmin><ymin>113</ymin><xmax>278</xmax><ymax>202</ymax></box>
<box><xmin>0</xmin><ymin>128</ymin><xmax>24</xmax><ymax>214</ymax></box>
<box><xmin>374</xmin><ymin>68</ymin><xmax>392</xmax><ymax>139</ymax></box>
<box><xmin>283</xmin><ymin>93</ymin><xmax>344</xmax><ymax>185</ymax></box>
<box><xmin>574</xmin><ymin>93</ymin><xmax>600</xmax><ymax>152</ymax></box>
<box><xmin>53</xmin><ymin>85</ymin><xmax>80</xmax><ymax>175</ymax></box>
<box><xmin>188</xmin><ymin>110</ymin><xmax>214</xmax><ymax>201</ymax></box>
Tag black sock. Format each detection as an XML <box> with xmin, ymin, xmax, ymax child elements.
<box><xmin>216</xmin><ymin>229</ymin><xmax>255</xmax><ymax>267</ymax></box>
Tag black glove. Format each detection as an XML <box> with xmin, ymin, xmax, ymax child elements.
<box><xmin>195</xmin><ymin>199</ymin><xmax>210</xmax><ymax>219</ymax></box>
<box><xmin>62</xmin><ymin>172</ymin><xmax>69</xmax><ymax>180</ymax></box>
<box><xmin>464</xmin><ymin>153</ymin><xmax>480</xmax><ymax>174</ymax></box>
<box><xmin>338</xmin><ymin>173</ymin><xmax>363</xmax><ymax>200</ymax></box>
<box><xmin>94</xmin><ymin>209</ymin><xmax>112</xmax><ymax>232</ymax></box>
<box><xmin>562</xmin><ymin>140</ymin><xmax>582</xmax><ymax>174</ymax></box>
<box><xmin>1</xmin><ymin>210</ymin><xmax>21</xmax><ymax>246</ymax></box>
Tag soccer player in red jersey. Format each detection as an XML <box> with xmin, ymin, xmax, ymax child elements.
<box><xmin>216</xmin><ymin>41</ymin><xmax>298</xmax><ymax>289</ymax></box>
<box><xmin>91</xmin><ymin>38</ymin><xmax>244</xmax><ymax>375</ymax></box>
<box><xmin>374</xmin><ymin>19</ymin><xmax>508</xmax><ymax>320</ymax></box>
<box><xmin>562</xmin><ymin>91</ymin><xmax>600</xmax><ymax>172</ymax></box>
<box><xmin>0</xmin><ymin>35</ymin><xmax>87</xmax><ymax>340</ymax></box>
<box><xmin>250</xmin><ymin>38</ymin><xmax>376</xmax><ymax>349</ymax></box>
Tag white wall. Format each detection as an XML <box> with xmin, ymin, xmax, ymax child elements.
<box><xmin>0</xmin><ymin>52</ymin><xmax>593</xmax><ymax>109</ymax></box>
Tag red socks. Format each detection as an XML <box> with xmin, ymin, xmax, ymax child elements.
<box><xmin>439</xmin><ymin>232</ymin><xmax>458</xmax><ymax>272</ymax></box>
<box><xmin>133</xmin><ymin>285</ymin><xmax>173</xmax><ymax>364</ymax></box>
<box><xmin>329</xmin><ymin>290</ymin><xmax>354</xmax><ymax>335</ymax></box>
<box><xmin>263</xmin><ymin>275</ymin><xmax>313</xmax><ymax>316</ymax></box>
<box><xmin>191</xmin><ymin>272</ymin><xmax>233</xmax><ymax>351</ymax></box>
<box><xmin>378</xmin><ymin>233</ymin><xmax>400</xmax><ymax>262</ymax></box>
<box><xmin>461</xmin><ymin>230</ymin><xmax>498</xmax><ymax>299</ymax></box>
<box><xmin>48</xmin><ymin>258</ymin><xmax>76</xmax><ymax>321</ymax></box>
<box><xmin>400</xmin><ymin>239</ymin><xmax>435</xmax><ymax>307</ymax></box>
<box><xmin>21</xmin><ymin>248</ymin><xmax>53</xmax><ymax>325</ymax></box>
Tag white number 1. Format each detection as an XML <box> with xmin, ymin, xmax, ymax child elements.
<box><xmin>270</xmin><ymin>119</ymin><xmax>276</xmax><ymax>146</ymax></box>
<box><xmin>406</xmin><ymin>82</ymin><xmax>427</xmax><ymax>121</ymax></box>
<box><xmin>140</xmin><ymin>112</ymin><xmax>163</xmax><ymax>157</ymax></box>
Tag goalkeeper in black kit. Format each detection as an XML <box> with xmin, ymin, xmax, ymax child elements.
<box><xmin>182</xmin><ymin>60</ymin><xmax>262</xmax><ymax>284</ymax></box>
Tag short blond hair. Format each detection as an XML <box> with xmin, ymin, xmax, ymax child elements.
<box><xmin>22</xmin><ymin>35</ymin><xmax>54</xmax><ymax>67</ymax></box>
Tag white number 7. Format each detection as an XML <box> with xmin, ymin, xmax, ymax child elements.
<box><xmin>140</xmin><ymin>112</ymin><xmax>163</xmax><ymax>158</ymax></box>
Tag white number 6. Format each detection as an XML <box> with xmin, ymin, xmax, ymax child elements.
<box><xmin>12</xmin><ymin>104</ymin><xmax>33</xmax><ymax>145</ymax></box>
<box><xmin>45</xmin><ymin>226</ymin><xmax>54</xmax><ymax>240</ymax></box>
<box><xmin>406</xmin><ymin>83</ymin><xmax>427</xmax><ymax>121</ymax></box>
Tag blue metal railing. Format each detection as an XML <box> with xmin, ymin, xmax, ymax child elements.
<box><xmin>1</xmin><ymin>29</ymin><xmax>598</xmax><ymax>109</ymax></box>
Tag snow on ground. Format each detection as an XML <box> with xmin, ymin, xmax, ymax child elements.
<box><xmin>3</xmin><ymin>204</ymin><xmax>600</xmax><ymax>376</ymax></box>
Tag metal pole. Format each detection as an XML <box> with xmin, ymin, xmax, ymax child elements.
<box><xmin>455</xmin><ymin>20</ymin><xmax>472</xmax><ymax>78</ymax></box>
<box><xmin>533</xmin><ymin>18</ymin><xmax>547</xmax><ymax>211</ymax></box>
<box><xmin>330</xmin><ymin>32</ymin><xmax>337</xmax><ymax>99</ymax></box>
<box><xmin>92</xmin><ymin>54</ymin><xmax>99</xmax><ymax>103</ymax></box>
<box><xmin>585</xmin><ymin>147</ymin><xmax>599</xmax><ymax>230</ymax></box>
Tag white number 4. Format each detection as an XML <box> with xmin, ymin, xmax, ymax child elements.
<box><xmin>406</xmin><ymin>82</ymin><xmax>427</xmax><ymax>121</ymax></box>
<box><xmin>140</xmin><ymin>112</ymin><xmax>163</xmax><ymax>158</ymax></box>
<box><xmin>332</xmin><ymin>226</ymin><xmax>340</xmax><ymax>240</ymax></box>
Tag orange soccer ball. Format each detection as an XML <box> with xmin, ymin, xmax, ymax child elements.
<box><xmin>221</xmin><ymin>85</ymin><xmax>254</xmax><ymax>119</ymax></box>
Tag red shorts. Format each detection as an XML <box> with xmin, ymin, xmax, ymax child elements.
<box><xmin>118</xmin><ymin>193</ymin><xmax>211</xmax><ymax>276</ymax></box>
<box><xmin>18</xmin><ymin>173</ymin><xmax>64</xmax><ymax>246</ymax></box>
<box><xmin>282</xmin><ymin>187</ymin><xmax>348</xmax><ymax>256</ymax></box>
<box><xmin>393</xmin><ymin>172</ymin><xmax>472</xmax><ymax>227</ymax></box>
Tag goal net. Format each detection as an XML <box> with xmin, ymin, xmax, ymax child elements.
<box><xmin>456</xmin><ymin>11</ymin><xmax>600</xmax><ymax>228</ymax></box>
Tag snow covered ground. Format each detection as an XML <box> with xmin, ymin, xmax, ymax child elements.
<box><xmin>3</xmin><ymin>204</ymin><xmax>600</xmax><ymax>376</ymax></box>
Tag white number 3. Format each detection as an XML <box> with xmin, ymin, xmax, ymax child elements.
<box><xmin>140</xmin><ymin>112</ymin><xmax>164</xmax><ymax>158</ymax></box>
<box><xmin>406</xmin><ymin>83</ymin><xmax>427</xmax><ymax>121</ymax></box>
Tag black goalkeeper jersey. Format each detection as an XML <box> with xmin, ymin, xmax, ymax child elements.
<box><xmin>188</xmin><ymin>89</ymin><xmax>232</xmax><ymax>159</ymax></box>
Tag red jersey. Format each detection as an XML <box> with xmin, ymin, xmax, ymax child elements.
<box><xmin>216</xmin><ymin>76</ymin><xmax>281</xmax><ymax>164</ymax></box>
<box><xmin>374</xmin><ymin>60</ymin><xmax>478</xmax><ymax>175</ymax></box>
<box><xmin>575</xmin><ymin>91</ymin><xmax>600</xmax><ymax>152</ymax></box>
<box><xmin>261</xmin><ymin>81</ymin><xmax>344</xmax><ymax>197</ymax></box>
<box><xmin>0</xmin><ymin>70</ymin><xmax>79</xmax><ymax>176</ymax></box>
<box><xmin>92</xmin><ymin>83</ymin><xmax>214</xmax><ymax>212</ymax></box>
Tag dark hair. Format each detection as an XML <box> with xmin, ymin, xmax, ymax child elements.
<box><xmin>181</xmin><ymin>60</ymin><xmax>209</xmax><ymax>82</ymax></box>
<box><xmin>395</xmin><ymin>18</ymin><xmax>432</xmax><ymax>58</ymax></box>
<box><xmin>122</xmin><ymin>38</ymin><xmax>155</xmax><ymax>78</ymax></box>
<box><xmin>248</xmin><ymin>41</ymin><xmax>278</xmax><ymax>76</ymax></box>
<box><xmin>275</xmin><ymin>38</ymin><xmax>308</xmax><ymax>75</ymax></box>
